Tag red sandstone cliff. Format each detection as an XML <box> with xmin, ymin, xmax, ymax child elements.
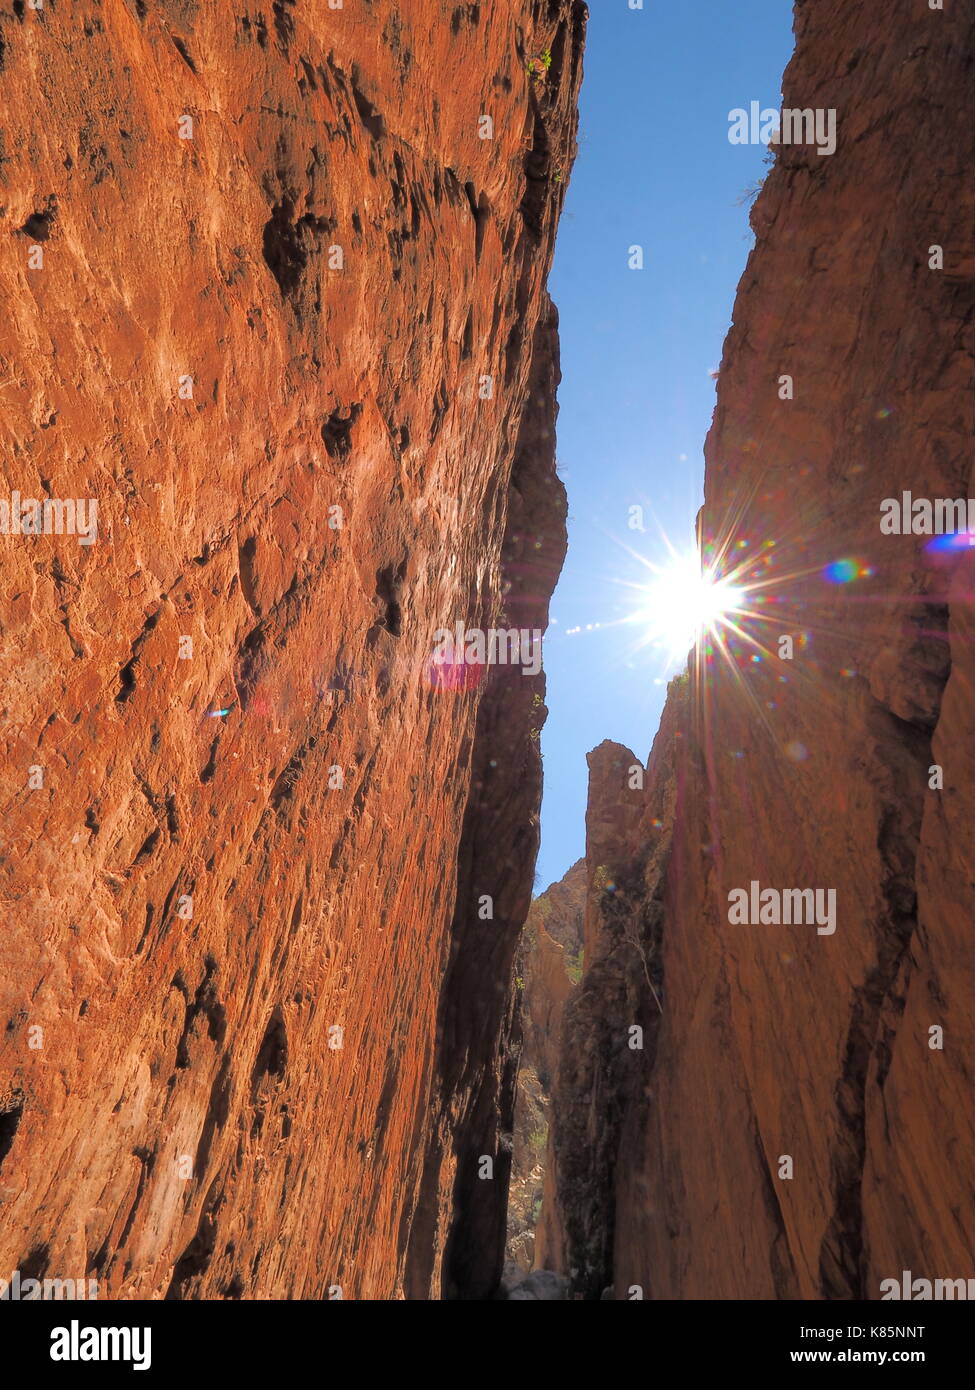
<box><xmin>544</xmin><ymin>1</ymin><xmax>975</xmax><ymax>1299</ymax></box>
<box><xmin>0</xmin><ymin>0</ymin><xmax>586</xmax><ymax>1299</ymax></box>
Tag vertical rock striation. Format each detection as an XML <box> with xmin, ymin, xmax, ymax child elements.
<box><xmin>545</xmin><ymin>1</ymin><xmax>975</xmax><ymax>1299</ymax></box>
<box><xmin>505</xmin><ymin>856</ymin><xmax>584</xmax><ymax>1278</ymax></box>
<box><xmin>0</xmin><ymin>0</ymin><xmax>585</xmax><ymax>1299</ymax></box>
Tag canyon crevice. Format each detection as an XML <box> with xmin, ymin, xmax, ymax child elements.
<box><xmin>4</xmin><ymin>0</ymin><xmax>973</xmax><ymax>1306</ymax></box>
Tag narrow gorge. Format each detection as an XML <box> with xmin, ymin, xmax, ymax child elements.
<box><xmin>1</xmin><ymin>0</ymin><xmax>973</xmax><ymax>1312</ymax></box>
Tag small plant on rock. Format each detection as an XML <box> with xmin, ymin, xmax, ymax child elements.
<box><xmin>565</xmin><ymin>945</ymin><xmax>584</xmax><ymax>985</ymax></box>
<box><xmin>526</xmin><ymin>48</ymin><xmax>552</xmax><ymax>84</ymax></box>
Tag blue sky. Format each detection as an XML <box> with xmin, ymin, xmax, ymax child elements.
<box><xmin>538</xmin><ymin>1</ymin><xmax>796</xmax><ymax>890</ymax></box>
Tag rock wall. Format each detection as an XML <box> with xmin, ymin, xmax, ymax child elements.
<box><xmin>504</xmin><ymin>856</ymin><xmax>584</xmax><ymax>1276</ymax></box>
<box><xmin>545</xmin><ymin>0</ymin><xmax>975</xmax><ymax>1299</ymax></box>
<box><xmin>0</xmin><ymin>0</ymin><xmax>586</xmax><ymax>1300</ymax></box>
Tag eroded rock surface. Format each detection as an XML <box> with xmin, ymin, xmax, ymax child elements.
<box><xmin>505</xmin><ymin>857</ymin><xmax>584</xmax><ymax>1275</ymax></box>
<box><xmin>0</xmin><ymin>0</ymin><xmax>586</xmax><ymax>1300</ymax></box>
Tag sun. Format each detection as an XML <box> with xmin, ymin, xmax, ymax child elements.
<box><xmin>630</xmin><ymin>550</ymin><xmax>746</xmax><ymax>666</ymax></box>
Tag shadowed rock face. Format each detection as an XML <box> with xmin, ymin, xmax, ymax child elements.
<box><xmin>0</xmin><ymin>0</ymin><xmax>586</xmax><ymax>1299</ymax></box>
<box><xmin>505</xmin><ymin>858</ymin><xmax>585</xmax><ymax>1275</ymax></box>
<box><xmin>543</xmin><ymin>2</ymin><xmax>975</xmax><ymax>1300</ymax></box>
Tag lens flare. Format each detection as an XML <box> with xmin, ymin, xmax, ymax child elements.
<box><xmin>631</xmin><ymin>551</ymin><xmax>746</xmax><ymax>665</ymax></box>
<box><xmin>927</xmin><ymin>531</ymin><xmax>975</xmax><ymax>553</ymax></box>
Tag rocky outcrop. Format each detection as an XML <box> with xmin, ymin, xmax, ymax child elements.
<box><xmin>0</xmin><ymin>0</ymin><xmax>586</xmax><ymax>1299</ymax></box>
<box><xmin>505</xmin><ymin>858</ymin><xmax>584</xmax><ymax>1275</ymax></box>
<box><xmin>544</xmin><ymin>1</ymin><xmax>975</xmax><ymax>1299</ymax></box>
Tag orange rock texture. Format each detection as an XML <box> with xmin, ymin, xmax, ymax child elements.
<box><xmin>543</xmin><ymin>2</ymin><xmax>975</xmax><ymax>1299</ymax></box>
<box><xmin>0</xmin><ymin>0</ymin><xmax>586</xmax><ymax>1299</ymax></box>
